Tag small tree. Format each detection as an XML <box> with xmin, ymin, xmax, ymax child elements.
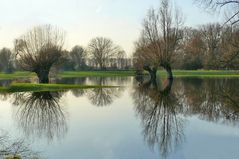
<box><xmin>0</xmin><ymin>48</ymin><xmax>15</xmax><ymax>73</ymax></box>
<box><xmin>14</xmin><ymin>25</ymin><xmax>65</xmax><ymax>83</ymax></box>
<box><xmin>87</xmin><ymin>37</ymin><xmax>125</xmax><ymax>70</ymax></box>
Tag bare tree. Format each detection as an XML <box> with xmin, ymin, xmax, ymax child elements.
<box><xmin>200</xmin><ymin>23</ymin><xmax>222</xmax><ymax>69</ymax></box>
<box><xmin>219</xmin><ymin>24</ymin><xmax>239</xmax><ymax>68</ymax></box>
<box><xmin>135</xmin><ymin>0</ymin><xmax>183</xmax><ymax>80</ymax></box>
<box><xmin>87</xmin><ymin>37</ymin><xmax>125</xmax><ymax>70</ymax></box>
<box><xmin>195</xmin><ymin>1</ymin><xmax>239</xmax><ymax>68</ymax></box>
<box><xmin>195</xmin><ymin>0</ymin><xmax>239</xmax><ymax>25</ymax></box>
<box><xmin>0</xmin><ymin>48</ymin><xmax>15</xmax><ymax>73</ymax></box>
<box><xmin>69</xmin><ymin>45</ymin><xmax>87</xmax><ymax>70</ymax></box>
<box><xmin>180</xmin><ymin>27</ymin><xmax>204</xmax><ymax>70</ymax></box>
<box><xmin>14</xmin><ymin>25</ymin><xmax>65</xmax><ymax>83</ymax></box>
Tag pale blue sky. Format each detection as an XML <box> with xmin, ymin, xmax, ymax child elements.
<box><xmin>0</xmin><ymin>0</ymin><xmax>220</xmax><ymax>55</ymax></box>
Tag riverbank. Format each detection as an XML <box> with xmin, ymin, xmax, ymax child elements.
<box><xmin>59</xmin><ymin>70</ymin><xmax>239</xmax><ymax>78</ymax></box>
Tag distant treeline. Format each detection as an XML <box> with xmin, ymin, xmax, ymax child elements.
<box><xmin>172</xmin><ymin>24</ymin><xmax>239</xmax><ymax>70</ymax></box>
<box><xmin>0</xmin><ymin>45</ymin><xmax>134</xmax><ymax>73</ymax></box>
<box><xmin>62</xmin><ymin>57</ymin><xmax>134</xmax><ymax>71</ymax></box>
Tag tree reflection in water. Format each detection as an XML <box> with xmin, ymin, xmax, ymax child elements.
<box><xmin>57</xmin><ymin>77</ymin><xmax>87</xmax><ymax>98</ymax></box>
<box><xmin>56</xmin><ymin>76</ymin><xmax>127</xmax><ymax>106</ymax></box>
<box><xmin>133</xmin><ymin>78</ymin><xmax>185</xmax><ymax>158</ymax></box>
<box><xmin>12</xmin><ymin>91</ymin><xmax>67</xmax><ymax>142</ymax></box>
<box><xmin>182</xmin><ymin>78</ymin><xmax>239</xmax><ymax>124</ymax></box>
<box><xmin>86</xmin><ymin>77</ymin><xmax>125</xmax><ymax>106</ymax></box>
<box><xmin>133</xmin><ymin>77</ymin><xmax>239</xmax><ymax>158</ymax></box>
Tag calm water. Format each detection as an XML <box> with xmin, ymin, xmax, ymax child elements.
<box><xmin>0</xmin><ymin>77</ymin><xmax>239</xmax><ymax>159</ymax></box>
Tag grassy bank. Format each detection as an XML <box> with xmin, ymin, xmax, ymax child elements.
<box><xmin>159</xmin><ymin>70</ymin><xmax>239</xmax><ymax>78</ymax></box>
<box><xmin>0</xmin><ymin>72</ymin><xmax>34</xmax><ymax>79</ymax></box>
<box><xmin>59</xmin><ymin>70</ymin><xmax>239</xmax><ymax>78</ymax></box>
<box><xmin>0</xmin><ymin>83</ymin><xmax>118</xmax><ymax>93</ymax></box>
<box><xmin>0</xmin><ymin>70</ymin><xmax>239</xmax><ymax>79</ymax></box>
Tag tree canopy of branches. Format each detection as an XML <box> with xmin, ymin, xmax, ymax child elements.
<box><xmin>177</xmin><ymin>23</ymin><xmax>239</xmax><ymax>69</ymax></box>
<box><xmin>0</xmin><ymin>48</ymin><xmax>15</xmax><ymax>73</ymax></box>
<box><xmin>87</xmin><ymin>37</ymin><xmax>125</xmax><ymax>70</ymax></box>
<box><xmin>200</xmin><ymin>23</ymin><xmax>222</xmax><ymax>68</ymax></box>
<box><xmin>61</xmin><ymin>46</ymin><xmax>87</xmax><ymax>71</ymax></box>
<box><xmin>134</xmin><ymin>0</ymin><xmax>183</xmax><ymax>80</ymax></box>
<box><xmin>196</xmin><ymin>0</ymin><xmax>239</xmax><ymax>25</ymax></box>
<box><xmin>219</xmin><ymin>24</ymin><xmax>239</xmax><ymax>68</ymax></box>
<box><xmin>14</xmin><ymin>25</ymin><xmax>65</xmax><ymax>83</ymax></box>
<box><xmin>179</xmin><ymin>28</ymin><xmax>204</xmax><ymax>70</ymax></box>
<box><xmin>69</xmin><ymin>45</ymin><xmax>86</xmax><ymax>70</ymax></box>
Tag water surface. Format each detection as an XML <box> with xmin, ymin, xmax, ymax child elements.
<box><xmin>0</xmin><ymin>77</ymin><xmax>239</xmax><ymax>159</ymax></box>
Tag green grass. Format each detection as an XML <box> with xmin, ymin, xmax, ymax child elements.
<box><xmin>59</xmin><ymin>70</ymin><xmax>239</xmax><ymax>78</ymax></box>
<box><xmin>0</xmin><ymin>71</ymin><xmax>34</xmax><ymax>79</ymax></box>
<box><xmin>158</xmin><ymin>70</ymin><xmax>239</xmax><ymax>78</ymax></box>
<box><xmin>0</xmin><ymin>70</ymin><xmax>239</xmax><ymax>79</ymax></box>
<box><xmin>0</xmin><ymin>83</ymin><xmax>118</xmax><ymax>93</ymax></box>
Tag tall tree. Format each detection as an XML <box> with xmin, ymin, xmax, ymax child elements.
<box><xmin>87</xmin><ymin>37</ymin><xmax>125</xmax><ymax>70</ymax></box>
<box><xmin>134</xmin><ymin>0</ymin><xmax>183</xmax><ymax>80</ymax></box>
<box><xmin>14</xmin><ymin>25</ymin><xmax>65</xmax><ymax>83</ymax></box>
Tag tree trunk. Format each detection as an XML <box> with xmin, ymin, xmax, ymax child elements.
<box><xmin>143</xmin><ymin>65</ymin><xmax>157</xmax><ymax>81</ymax></box>
<box><xmin>36</xmin><ymin>69</ymin><xmax>50</xmax><ymax>83</ymax></box>
<box><xmin>161</xmin><ymin>78</ymin><xmax>174</xmax><ymax>95</ymax></box>
<box><xmin>161</xmin><ymin>64</ymin><xmax>173</xmax><ymax>80</ymax></box>
<box><xmin>150</xmin><ymin>68</ymin><xmax>157</xmax><ymax>81</ymax></box>
<box><xmin>165</xmin><ymin>65</ymin><xmax>173</xmax><ymax>80</ymax></box>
